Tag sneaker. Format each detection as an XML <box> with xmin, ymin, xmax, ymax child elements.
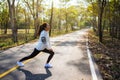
<box><xmin>17</xmin><ymin>61</ymin><xmax>24</xmax><ymax>67</ymax></box>
<box><xmin>45</xmin><ymin>63</ymin><xmax>52</xmax><ymax>68</ymax></box>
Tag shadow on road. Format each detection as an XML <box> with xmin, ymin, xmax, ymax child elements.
<box><xmin>67</xmin><ymin>58</ymin><xmax>91</xmax><ymax>76</ymax></box>
<box><xmin>17</xmin><ymin>68</ymin><xmax>52</xmax><ymax>80</ymax></box>
<box><xmin>55</xmin><ymin>41</ymin><xmax>79</xmax><ymax>46</ymax></box>
<box><xmin>66</xmin><ymin>37</ymin><xmax>91</xmax><ymax>76</ymax></box>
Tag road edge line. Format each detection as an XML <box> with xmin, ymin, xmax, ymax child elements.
<box><xmin>86</xmin><ymin>38</ymin><xmax>99</xmax><ymax>80</ymax></box>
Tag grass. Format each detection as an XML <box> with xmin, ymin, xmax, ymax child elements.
<box><xmin>0</xmin><ymin>29</ymin><xmax>35</xmax><ymax>50</ymax></box>
<box><xmin>0</xmin><ymin>33</ymin><xmax>35</xmax><ymax>50</ymax></box>
<box><xmin>0</xmin><ymin>29</ymin><xmax>34</xmax><ymax>34</ymax></box>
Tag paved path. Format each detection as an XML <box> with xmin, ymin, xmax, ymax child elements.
<box><xmin>0</xmin><ymin>29</ymin><xmax>102</xmax><ymax>80</ymax></box>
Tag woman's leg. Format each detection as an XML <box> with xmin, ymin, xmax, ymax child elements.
<box><xmin>19</xmin><ymin>48</ymin><xmax>41</xmax><ymax>62</ymax></box>
<box><xmin>42</xmin><ymin>49</ymin><xmax>54</xmax><ymax>63</ymax></box>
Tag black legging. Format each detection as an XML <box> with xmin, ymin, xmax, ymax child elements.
<box><xmin>19</xmin><ymin>48</ymin><xmax>54</xmax><ymax>63</ymax></box>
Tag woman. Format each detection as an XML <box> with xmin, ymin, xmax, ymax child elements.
<box><xmin>17</xmin><ymin>23</ymin><xmax>54</xmax><ymax>68</ymax></box>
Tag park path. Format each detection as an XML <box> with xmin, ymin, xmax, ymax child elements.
<box><xmin>0</xmin><ymin>29</ymin><xmax>102</xmax><ymax>80</ymax></box>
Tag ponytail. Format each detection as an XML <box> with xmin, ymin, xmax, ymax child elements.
<box><xmin>37</xmin><ymin>22</ymin><xmax>47</xmax><ymax>36</ymax></box>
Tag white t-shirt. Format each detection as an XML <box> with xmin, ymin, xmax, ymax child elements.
<box><xmin>35</xmin><ymin>30</ymin><xmax>51</xmax><ymax>50</ymax></box>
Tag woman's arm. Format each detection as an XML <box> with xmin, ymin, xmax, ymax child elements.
<box><xmin>46</xmin><ymin>33</ymin><xmax>52</xmax><ymax>50</ymax></box>
<box><xmin>40</xmin><ymin>31</ymin><xmax>47</xmax><ymax>44</ymax></box>
<box><xmin>40</xmin><ymin>31</ymin><xmax>52</xmax><ymax>50</ymax></box>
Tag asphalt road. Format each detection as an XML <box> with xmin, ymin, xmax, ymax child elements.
<box><xmin>0</xmin><ymin>29</ymin><xmax>102</xmax><ymax>80</ymax></box>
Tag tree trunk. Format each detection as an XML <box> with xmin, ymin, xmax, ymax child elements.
<box><xmin>71</xmin><ymin>24</ymin><xmax>74</xmax><ymax>31</ymax></box>
<box><xmin>65</xmin><ymin>1</ymin><xmax>68</xmax><ymax>32</ymax></box>
<box><xmin>108</xmin><ymin>0</ymin><xmax>111</xmax><ymax>35</ymax></box>
<box><xmin>65</xmin><ymin>12</ymin><xmax>68</xmax><ymax>32</ymax></box>
<box><xmin>24</xmin><ymin>9</ymin><xmax>28</xmax><ymax>42</ymax></box>
<box><xmin>58</xmin><ymin>18</ymin><xmax>61</xmax><ymax>33</ymax></box>
<box><xmin>4</xmin><ymin>23</ymin><xmax>8</xmax><ymax>34</ymax></box>
<box><xmin>27</xmin><ymin>17</ymin><xmax>30</xmax><ymax>34</ymax></box>
<box><xmin>0</xmin><ymin>24</ymin><xmax>1</xmax><ymax>34</ymax></box>
<box><xmin>98</xmin><ymin>11</ymin><xmax>103</xmax><ymax>42</ymax></box>
<box><xmin>7</xmin><ymin>0</ymin><xmax>18</xmax><ymax>43</ymax></box>
<box><xmin>58</xmin><ymin>8</ymin><xmax>61</xmax><ymax>33</ymax></box>
<box><xmin>118</xmin><ymin>26</ymin><xmax>120</xmax><ymax>39</ymax></box>
<box><xmin>98</xmin><ymin>0</ymin><xmax>106</xmax><ymax>43</ymax></box>
<box><xmin>49</xmin><ymin>0</ymin><xmax>53</xmax><ymax>36</ymax></box>
<box><xmin>34</xmin><ymin>0</ymin><xmax>40</xmax><ymax>38</ymax></box>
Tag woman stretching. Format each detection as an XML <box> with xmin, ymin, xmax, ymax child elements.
<box><xmin>17</xmin><ymin>22</ymin><xmax>54</xmax><ymax>68</ymax></box>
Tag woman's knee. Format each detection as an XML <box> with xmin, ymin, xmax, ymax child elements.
<box><xmin>50</xmin><ymin>51</ymin><xmax>54</xmax><ymax>56</ymax></box>
<box><xmin>28</xmin><ymin>54</ymin><xmax>36</xmax><ymax>58</ymax></box>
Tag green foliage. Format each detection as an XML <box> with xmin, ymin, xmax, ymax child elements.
<box><xmin>67</xmin><ymin>6</ymin><xmax>78</xmax><ymax>25</ymax></box>
<box><xmin>0</xmin><ymin>9</ymin><xmax>9</xmax><ymax>28</ymax></box>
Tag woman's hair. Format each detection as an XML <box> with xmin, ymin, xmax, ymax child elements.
<box><xmin>37</xmin><ymin>22</ymin><xmax>47</xmax><ymax>36</ymax></box>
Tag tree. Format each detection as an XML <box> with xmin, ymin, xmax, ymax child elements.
<box><xmin>110</xmin><ymin>0</ymin><xmax>120</xmax><ymax>40</ymax></box>
<box><xmin>49</xmin><ymin>0</ymin><xmax>54</xmax><ymax>36</ymax></box>
<box><xmin>0</xmin><ymin>9</ymin><xmax>9</xmax><ymax>34</ymax></box>
<box><xmin>89</xmin><ymin>1</ymin><xmax>98</xmax><ymax>33</ymax></box>
<box><xmin>67</xmin><ymin>6</ymin><xmax>79</xmax><ymax>31</ymax></box>
<box><xmin>98</xmin><ymin>0</ymin><xmax>106</xmax><ymax>42</ymax></box>
<box><xmin>0</xmin><ymin>1</ymin><xmax>9</xmax><ymax>34</ymax></box>
<box><xmin>24</xmin><ymin>0</ymin><xmax>43</xmax><ymax>38</ymax></box>
<box><xmin>59</xmin><ymin>0</ymin><xmax>71</xmax><ymax>32</ymax></box>
<box><xmin>7</xmin><ymin>0</ymin><xmax>18</xmax><ymax>43</ymax></box>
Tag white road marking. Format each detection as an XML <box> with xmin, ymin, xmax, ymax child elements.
<box><xmin>86</xmin><ymin>39</ymin><xmax>98</xmax><ymax>80</ymax></box>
